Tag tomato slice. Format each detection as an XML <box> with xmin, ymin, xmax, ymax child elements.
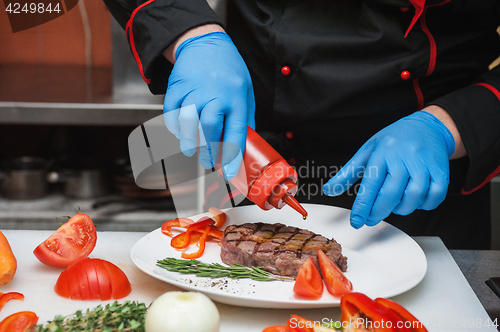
<box><xmin>94</xmin><ymin>259</ymin><xmax>112</xmax><ymax>300</ymax></box>
<box><xmin>317</xmin><ymin>249</ymin><xmax>352</xmax><ymax>297</ymax></box>
<box><xmin>293</xmin><ymin>256</ymin><xmax>323</xmax><ymax>299</ymax></box>
<box><xmin>0</xmin><ymin>311</ymin><xmax>38</xmax><ymax>332</ymax></box>
<box><xmin>33</xmin><ymin>212</ymin><xmax>97</xmax><ymax>268</ymax></box>
<box><xmin>262</xmin><ymin>325</ymin><xmax>290</xmax><ymax>332</ymax></box>
<box><xmin>55</xmin><ymin>258</ymin><xmax>131</xmax><ymax>300</ymax></box>
<box><xmin>102</xmin><ymin>259</ymin><xmax>132</xmax><ymax>299</ymax></box>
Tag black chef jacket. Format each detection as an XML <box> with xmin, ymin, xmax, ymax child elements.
<box><xmin>104</xmin><ymin>0</ymin><xmax>500</xmax><ymax>249</ymax></box>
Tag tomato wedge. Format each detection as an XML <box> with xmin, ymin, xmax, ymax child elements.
<box><xmin>0</xmin><ymin>311</ymin><xmax>38</xmax><ymax>332</ymax></box>
<box><xmin>33</xmin><ymin>212</ymin><xmax>97</xmax><ymax>268</ymax></box>
<box><xmin>262</xmin><ymin>325</ymin><xmax>290</xmax><ymax>332</ymax></box>
<box><xmin>54</xmin><ymin>258</ymin><xmax>131</xmax><ymax>300</ymax></box>
<box><xmin>293</xmin><ymin>256</ymin><xmax>323</xmax><ymax>299</ymax></box>
<box><xmin>317</xmin><ymin>249</ymin><xmax>352</xmax><ymax>297</ymax></box>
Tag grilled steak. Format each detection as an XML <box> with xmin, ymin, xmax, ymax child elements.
<box><xmin>220</xmin><ymin>222</ymin><xmax>347</xmax><ymax>277</ymax></box>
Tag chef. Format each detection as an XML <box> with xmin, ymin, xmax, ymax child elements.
<box><xmin>103</xmin><ymin>0</ymin><xmax>500</xmax><ymax>249</ymax></box>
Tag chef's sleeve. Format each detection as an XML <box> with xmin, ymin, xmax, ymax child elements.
<box><xmin>102</xmin><ymin>0</ymin><xmax>223</xmax><ymax>94</ymax></box>
<box><xmin>430</xmin><ymin>63</ymin><xmax>500</xmax><ymax>195</ymax></box>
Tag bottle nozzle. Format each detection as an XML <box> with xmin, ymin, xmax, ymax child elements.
<box><xmin>284</xmin><ymin>195</ymin><xmax>308</xmax><ymax>219</ymax></box>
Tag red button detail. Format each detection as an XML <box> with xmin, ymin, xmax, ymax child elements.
<box><xmin>400</xmin><ymin>70</ymin><xmax>411</xmax><ymax>80</ymax></box>
<box><xmin>286</xmin><ymin>131</ymin><xmax>294</xmax><ymax>139</ymax></box>
<box><xmin>400</xmin><ymin>6</ymin><xmax>409</xmax><ymax>13</ymax></box>
<box><xmin>281</xmin><ymin>66</ymin><xmax>291</xmax><ymax>76</ymax></box>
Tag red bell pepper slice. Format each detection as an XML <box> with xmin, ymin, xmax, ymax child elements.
<box><xmin>293</xmin><ymin>256</ymin><xmax>323</xmax><ymax>299</ymax></box>
<box><xmin>208</xmin><ymin>207</ymin><xmax>227</xmax><ymax>228</ymax></box>
<box><xmin>181</xmin><ymin>225</ymin><xmax>212</xmax><ymax>259</ymax></box>
<box><xmin>375</xmin><ymin>298</ymin><xmax>428</xmax><ymax>332</ymax></box>
<box><xmin>161</xmin><ymin>218</ymin><xmax>194</xmax><ymax>236</ymax></box>
<box><xmin>0</xmin><ymin>311</ymin><xmax>38</xmax><ymax>332</ymax></box>
<box><xmin>341</xmin><ymin>292</ymin><xmax>403</xmax><ymax>332</ymax></box>
<box><xmin>171</xmin><ymin>217</ymin><xmax>214</xmax><ymax>249</ymax></box>
<box><xmin>0</xmin><ymin>292</ymin><xmax>24</xmax><ymax>312</ymax></box>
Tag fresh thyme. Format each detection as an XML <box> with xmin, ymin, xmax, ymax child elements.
<box><xmin>157</xmin><ymin>257</ymin><xmax>295</xmax><ymax>282</ymax></box>
<box><xmin>32</xmin><ymin>301</ymin><xmax>147</xmax><ymax>332</ymax></box>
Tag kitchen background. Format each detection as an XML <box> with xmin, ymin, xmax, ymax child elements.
<box><xmin>0</xmin><ymin>1</ymin><xmax>499</xmax><ymax>249</ymax></box>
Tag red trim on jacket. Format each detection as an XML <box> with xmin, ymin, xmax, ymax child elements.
<box><xmin>419</xmin><ymin>10</ymin><xmax>437</xmax><ymax>76</ymax></box>
<box><xmin>462</xmin><ymin>164</ymin><xmax>500</xmax><ymax>195</ymax></box>
<box><xmin>125</xmin><ymin>0</ymin><xmax>155</xmax><ymax>85</ymax></box>
<box><xmin>461</xmin><ymin>83</ymin><xmax>500</xmax><ymax>195</ymax></box>
<box><xmin>475</xmin><ymin>83</ymin><xmax>500</xmax><ymax>101</ymax></box>
<box><xmin>405</xmin><ymin>0</ymin><xmax>425</xmax><ymax>38</ymax></box>
<box><xmin>412</xmin><ymin>79</ymin><xmax>424</xmax><ymax>109</ymax></box>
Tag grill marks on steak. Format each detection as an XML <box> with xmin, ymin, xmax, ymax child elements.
<box><xmin>220</xmin><ymin>222</ymin><xmax>348</xmax><ymax>277</ymax></box>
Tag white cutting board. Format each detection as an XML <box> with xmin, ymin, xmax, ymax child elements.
<box><xmin>0</xmin><ymin>230</ymin><xmax>496</xmax><ymax>331</ymax></box>
<box><xmin>0</xmin><ymin>230</ymin><xmax>178</xmax><ymax>326</ymax></box>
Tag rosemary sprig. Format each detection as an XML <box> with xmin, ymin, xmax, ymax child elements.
<box><xmin>157</xmin><ymin>257</ymin><xmax>294</xmax><ymax>282</ymax></box>
<box><xmin>32</xmin><ymin>301</ymin><xmax>147</xmax><ymax>332</ymax></box>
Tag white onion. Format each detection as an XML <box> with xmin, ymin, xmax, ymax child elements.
<box><xmin>145</xmin><ymin>291</ymin><xmax>220</xmax><ymax>332</ymax></box>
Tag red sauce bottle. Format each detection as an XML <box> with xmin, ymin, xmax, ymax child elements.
<box><xmin>221</xmin><ymin>127</ymin><xmax>308</xmax><ymax>219</ymax></box>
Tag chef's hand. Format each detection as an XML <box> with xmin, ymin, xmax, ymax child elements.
<box><xmin>163</xmin><ymin>27</ymin><xmax>255</xmax><ymax>180</ymax></box>
<box><xmin>323</xmin><ymin>110</ymin><xmax>458</xmax><ymax>229</ymax></box>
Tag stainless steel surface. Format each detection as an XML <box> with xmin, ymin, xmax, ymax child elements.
<box><xmin>0</xmin><ymin>157</ymin><xmax>51</xmax><ymax>200</ymax></box>
<box><xmin>0</xmin><ymin>101</ymin><xmax>162</xmax><ymax>126</ymax></box>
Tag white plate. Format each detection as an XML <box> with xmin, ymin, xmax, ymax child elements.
<box><xmin>130</xmin><ymin>204</ymin><xmax>427</xmax><ymax>308</ymax></box>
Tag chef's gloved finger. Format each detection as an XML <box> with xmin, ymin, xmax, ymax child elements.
<box><xmin>393</xmin><ymin>163</ymin><xmax>430</xmax><ymax>215</ymax></box>
<box><xmin>246</xmin><ymin>88</ymin><xmax>256</xmax><ymax>130</ymax></box>
<box><xmin>366</xmin><ymin>164</ymin><xmax>408</xmax><ymax>226</ymax></box>
<box><xmin>163</xmin><ymin>108</ymin><xmax>181</xmax><ymax>139</ymax></box>
<box><xmin>221</xmin><ymin>102</ymin><xmax>248</xmax><ymax>180</ymax></box>
<box><xmin>350</xmin><ymin>156</ymin><xmax>387</xmax><ymax>229</ymax></box>
<box><xmin>420</xmin><ymin>164</ymin><xmax>449</xmax><ymax>210</ymax></box>
<box><xmin>199</xmin><ymin>100</ymin><xmax>224</xmax><ymax>169</ymax></box>
<box><xmin>178</xmin><ymin>103</ymin><xmax>201</xmax><ymax>157</ymax></box>
<box><xmin>323</xmin><ymin>143</ymin><xmax>373</xmax><ymax>196</ymax></box>
<box><xmin>163</xmin><ymin>84</ymin><xmax>184</xmax><ymax>139</ymax></box>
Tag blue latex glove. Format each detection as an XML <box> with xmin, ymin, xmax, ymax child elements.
<box><xmin>163</xmin><ymin>32</ymin><xmax>255</xmax><ymax>179</ymax></box>
<box><xmin>323</xmin><ymin>111</ymin><xmax>456</xmax><ymax>229</ymax></box>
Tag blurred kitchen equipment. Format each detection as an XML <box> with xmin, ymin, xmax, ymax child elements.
<box><xmin>0</xmin><ymin>157</ymin><xmax>51</xmax><ymax>200</ymax></box>
<box><xmin>112</xmin><ymin>157</ymin><xmax>171</xmax><ymax>199</ymax></box>
<box><xmin>47</xmin><ymin>157</ymin><xmax>110</xmax><ymax>199</ymax></box>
